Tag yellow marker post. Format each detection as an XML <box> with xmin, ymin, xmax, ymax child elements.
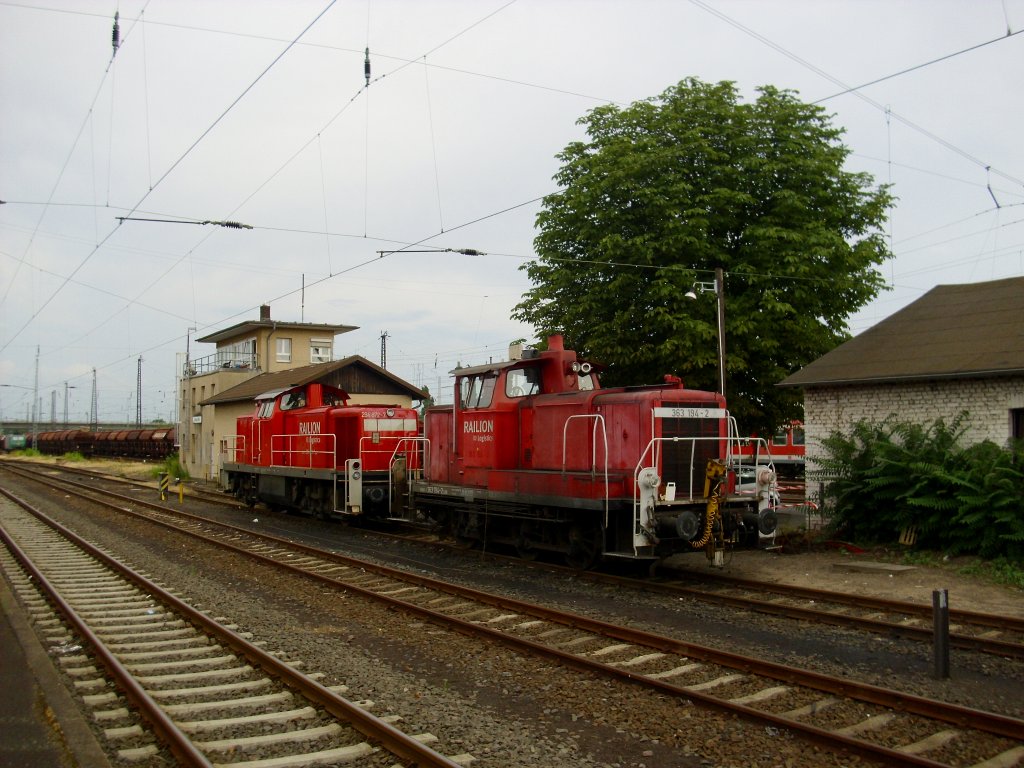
<box><xmin>177</xmin><ymin>477</ymin><xmax>184</xmax><ymax>504</ymax></box>
<box><xmin>158</xmin><ymin>472</ymin><xmax>169</xmax><ymax>501</ymax></box>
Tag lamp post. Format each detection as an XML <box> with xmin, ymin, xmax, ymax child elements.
<box><xmin>64</xmin><ymin>382</ymin><xmax>76</xmax><ymax>426</ymax></box>
<box><xmin>685</xmin><ymin>266</ymin><xmax>727</xmax><ymax>396</ymax></box>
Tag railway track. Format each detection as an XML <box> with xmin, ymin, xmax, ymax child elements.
<box><xmin>4</xmin><ymin>462</ymin><xmax>1023</xmax><ymax>767</ymax></box>
<box><xmin>6</xmin><ymin>459</ymin><xmax>1024</xmax><ymax>661</ymax></box>
<box><xmin>645</xmin><ymin>568</ymin><xmax>1024</xmax><ymax>660</ymax></box>
<box><xmin>0</xmin><ymin>488</ymin><xmax>471</xmax><ymax>768</ymax></box>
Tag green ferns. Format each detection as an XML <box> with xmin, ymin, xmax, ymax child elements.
<box><xmin>812</xmin><ymin>415</ymin><xmax>1024</xmax><ymax>560</ymax></box>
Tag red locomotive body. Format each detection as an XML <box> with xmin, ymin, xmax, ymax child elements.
<box><xmin>408</xmin><ymin>335</ymin><xmax>778</xmax><ymax>566</ymax></box>
<box><xmin>222</xmin><ymin>382</ymin><xmax>420</xmax><ymax>518</ymax></box>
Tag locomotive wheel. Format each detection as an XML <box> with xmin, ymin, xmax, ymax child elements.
<box><xmin>515</xmin><ymin>521</ymin><xmax>540</xmax><ymax>561</ymax></box>
<box><xmin>564</xmin><ymin>523</ymin><xmax>602</xmax><ymax>570</ymax></box>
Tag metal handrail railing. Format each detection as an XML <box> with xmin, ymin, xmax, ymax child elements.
<box><xmin>270</xmin><ymin>433</ymin><xmax>336</xmax><ymax>468</ymax></box>
<box><xmin>561</xmin><ymin>414</ymin><xmax>609</xmax><ymax>521</ymax></box>
<box><xmin>220</xmin><ymin>434</ymin><xmax>246</xmax><ymax>462</ymax></box>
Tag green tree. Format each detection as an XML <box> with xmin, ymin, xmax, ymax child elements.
<box><xmin>513</xmin><ymin>78</ymin><xmax>892</xmax><ymax>434</ymax></box>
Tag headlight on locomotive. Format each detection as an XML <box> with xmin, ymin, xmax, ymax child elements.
<box><xmin>757</xmin><ymin>507</ymin><xmax>778</xmax><ymax>536</ymax></box>
<box><xmin>675</xmin><ymin>510</ymin><xmax>700</xmax><ymax>541</ymax></box>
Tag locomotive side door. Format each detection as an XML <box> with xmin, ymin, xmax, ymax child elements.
<box><xmin>455</xmin><ymin>372</ymin><xmax>498</xmax><ymax>485</ymax></box>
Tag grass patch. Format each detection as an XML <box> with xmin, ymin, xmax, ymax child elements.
<box><xmin>150</xmin><ymin>452</ymin><xmax>189</xmax><ymax>482</ymax></box>
<box><xmin>894</xmin><ymin>550</ymin><xmax>1024</xmax><ymax>591</ymax></box>
<box><xmin>956</xmin><ymin>558</ymin><xmax>1024</xmax><ymax>591</ymax></box>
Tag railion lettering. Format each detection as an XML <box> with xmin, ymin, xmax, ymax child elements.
<box><xmin>298</xmin><ymin>421</ymin><xmax>322</xmax><ymax>435</ymax></box>
<box><xmin>463</xmin><ymin>419</ymin><xmax>494</xmax><ymax>434</ymax></box>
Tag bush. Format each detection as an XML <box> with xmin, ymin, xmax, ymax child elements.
<box><xmin>150</xmin><ymin>452</ymin><xmax>189</xmax><ymax>482</ymax></box>
<box><xmin>812</xmin><ymin>416</ymin><xmax>1024</xmax><ymax>560</ymax></box>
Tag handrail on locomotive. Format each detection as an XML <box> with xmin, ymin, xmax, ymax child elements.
<box><xmin>561</xmin><ymin>414</ymin><xmax>610</xmax><ymax>520</ymax></box>
<box><xmin>270</xmin><ymin>432</ymin><xmax>337</xmax><ymax>468</ymax></box>
<box><xmin>630</xmin><ymin>410</ymin><xmax>779</xmax><ymax>558</ymax></box>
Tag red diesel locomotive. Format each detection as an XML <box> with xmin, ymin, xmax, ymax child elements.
<box><xmin>404</xmin><ymin>335</ymin><xmax>777</xmax><ymax>567</ymax></box>
<box><xmin>221</xmin><ymin>336</ymin><xmax>779</xmax><ymax>567</ymax></box>
<box><xmin>222</xmin><ymin>383</ymin><xmax>420</xmax><ymax>518</ymax></box>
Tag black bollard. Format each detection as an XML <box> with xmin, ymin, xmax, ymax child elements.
<box><xmin>932</xmin><ymin>589</ymin><xmax>950</xmax><ymax>680</ymax></box>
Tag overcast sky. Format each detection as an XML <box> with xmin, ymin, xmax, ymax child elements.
<box><xmin>2</xmin><ymin>0</ymin><xmax>1022</xmax><ymax>423</ymax></box>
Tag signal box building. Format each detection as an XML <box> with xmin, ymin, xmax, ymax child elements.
<box><xmin>780</xmin><ymin>276</ymin><xmax>1024</xmax><ymax>497</ymax></box>
<box><xmin>178</xmin><ymin>305</ymin><xmax>424</xmax><ymax>480</ymax></box>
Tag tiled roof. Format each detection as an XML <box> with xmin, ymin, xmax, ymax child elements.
<box><xmin>200</xmin><ymin>355</ymin><xmax>425</xmax><ymax>404</ymax></box>
<box><xmin>779</xmin><ymin>276</ymin><xmax>1024</xmax><ymax>388</ymax></box>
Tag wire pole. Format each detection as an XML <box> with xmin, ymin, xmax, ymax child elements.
<box><xmin>136</xmin><ymin>356</ymin><xmax>143</xmax><ymax>425</ymax></box>
<box><xmin>715</xmin><ymin>266</ymin><xmax>727</xmax><ymax>397</ymax></box>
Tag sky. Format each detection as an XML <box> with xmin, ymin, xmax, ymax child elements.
<box><xmin>1</xmin><ymin>0</ymin><xmax>1022</xmax><ymax>424</ymax></box>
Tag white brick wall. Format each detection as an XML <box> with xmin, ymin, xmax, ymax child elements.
<box><xmin>802</xmin><ymin>376</ymin><xmax>1024</xmax><ymax>499</ymax></box>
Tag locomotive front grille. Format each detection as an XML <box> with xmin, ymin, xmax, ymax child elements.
<box><xmin>659</xmin><ymin>415</ymin><xmax>721</xmax><ymax>500</ymax></box>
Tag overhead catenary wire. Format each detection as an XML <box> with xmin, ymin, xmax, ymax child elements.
<box><xmin>3</xmin><ymin>2</ymin><xmax>1021</xmax><ymax>414</ymax></box>
<box><xmin>0</xmin><ymin>0</ymin><xmax>338</xmax><ymax>355</ymax></box>
<box><xmin>9</xmin><ymin>1</ymin><xmax>528</xmax><ymax>373</ymax></box>
<box><xmin>688</xmin><ymin>0</ymin><xmax>1024</xmax><ymax>188</ymax></box>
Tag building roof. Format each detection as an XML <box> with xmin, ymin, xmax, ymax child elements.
<box><xmin>200</xmin><ymin>355</ymin><xmax>425</xmax><ymax>405</ymax></box>
<box><xmin>779</xmin><ymin>276</ymin><xmax>1024</xmax><ymax>388</ymax></box>
<box><xmin>196</xmin><ymin>319</ymin><xmax>357</xmax><ymax>344</ymax></box>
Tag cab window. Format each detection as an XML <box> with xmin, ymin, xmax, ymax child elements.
<box><xmin>321</xmin><ymin>389</ymin><xmax>346</xmax><ymax>407</ymax></box>
<box><xmin>280</xmin><ymin>391</ymin><xmax>307</xmax><ymax>411</ymax></box>
<box><xmin>257</xmin><ymin>401</ymin><xmax>275</xmax><ymax>418</ymax></box>
<box><xmin>460</xmin><ymin>374</ymin><xmax>496</xmax><ymax>409</ymax></box>
<box><xmin>505</xmin><ymin>367</ymin><xmax>540</xmax><ymax>398</ymax></box>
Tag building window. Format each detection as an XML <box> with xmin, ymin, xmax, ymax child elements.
<box><xmin>276</xmin><ymin>338</ymin><xmax>292</xmax><ymax>363</ymax></box>
<box><xmin>1011</xmin><ymin>408</ymin><xmax>1024</xmax><ymax>442</ymax></box>
<box><xmin>310</xmin><ymin>338</ymin><xmax>332</xmax><ymax>364</ymax></box>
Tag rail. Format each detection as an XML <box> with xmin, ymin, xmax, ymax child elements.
<box><xmin>0</xmin><ymin>484</ymin><xmax>463</xmax><ymax>767</ymax></box>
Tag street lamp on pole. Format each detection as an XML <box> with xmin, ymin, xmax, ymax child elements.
<box><xmin>685</xmin><ymin>266</ymin><xmax>727</xmax><ymax>397</ymax></box>
<box><xmin>64</xmin><ymin>382</ymin><xmax>77</xmax><ymax>426</ymax></box>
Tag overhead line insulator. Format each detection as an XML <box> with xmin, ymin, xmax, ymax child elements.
<box><xmin>112</xmin><ymin>11</ymin><xmax>120</xmax><ymax>57</ymax></box>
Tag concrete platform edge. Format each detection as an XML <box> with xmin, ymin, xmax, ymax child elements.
<box><xmin>1</xmin><ymin>575</ymin><xmax>114</xmax><ymax>768</ymax></box>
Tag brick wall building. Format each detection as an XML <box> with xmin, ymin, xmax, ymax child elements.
<box><xmin>780</xmin><ymin>277</ymin><xmax>1024</xmax><ymax>498</ymax></box>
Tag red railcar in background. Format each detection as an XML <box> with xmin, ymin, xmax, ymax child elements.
<box><xmin>732</xmin><ymin>421</ymin><xmax>805</xmax><ymax>479</ymax></box>
<box><xmin>33</xmin><ymin>427</ymin><xmax>176</xmax><ymax>459</ymax></box>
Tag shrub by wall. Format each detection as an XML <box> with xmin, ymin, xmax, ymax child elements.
<box><xmin>812</xmin><ymin>415</ymin><xmax>1024</xmax><ymax>560</ymax></box>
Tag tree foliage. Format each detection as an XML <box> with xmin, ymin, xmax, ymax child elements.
<box><xmin>513</xmin><ymin>78</ymin><xmax>892</xmax><ymax>433</ymax></box>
